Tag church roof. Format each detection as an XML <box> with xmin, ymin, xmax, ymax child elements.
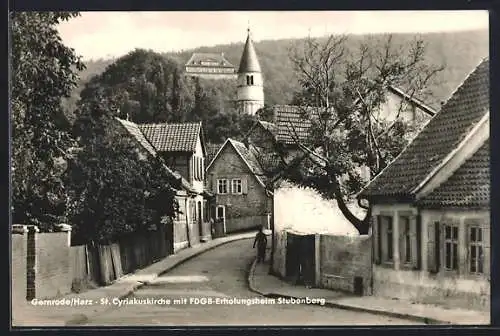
<box><xmin>238</xmin><ymin>31</ymin><xmax>261</xmax><ymax>73</ymax></box>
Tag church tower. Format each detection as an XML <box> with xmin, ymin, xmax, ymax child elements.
<box><xmin>236</xmin><ymin>28</ymin><xmax>264</xmax><ymax>115</ymax></box>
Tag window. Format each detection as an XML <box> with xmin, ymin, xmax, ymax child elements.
<box><xmin>231</xmin><ymin>179</ymin><xmax>242</xmax><ymax>194</ymax></box>
<box><xmin>401</xmin><ymin>216</ymin><xmax>411</xmax><ymax>264</ymax></box>
<box><xmin>246</xmin><ymin>75</ymin><xmax>254</xmax><ymax>85</ymax></box>
<box><xmin>469</xmin><ymin>226</ymin><xmax>484</xmax><ymax>274</ymax></box>
<box><xmin>444</xmin><ymin>224</ymin><xmax>458</xmax><ymax>271</ymax></box>
<box><xmin>217</xmin><ymin>179</ymin><xmax>228</xmax><ymax>194</ymax></box>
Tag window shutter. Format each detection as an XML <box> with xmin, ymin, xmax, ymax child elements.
<box><xmin>483</xmin><ymin>223</ymin><xmax>490</xmax><ymax>277</ymax></box>
<box><xmin>415</xmin><ymin>214</ymin><xmax>422</xmax><ymax>270</ymax></box>
<box><xmin>410</xmin><ymin>216</ymin><xmax>418</xmax><ymax>268</ymax></box>
<box><xmin>212</xmin><ymin>175</ymin><xmax>217</xmax><ymax>194</ymax></box>
<box><xmin>373</xmin><ymin>215</ymin><xmax>381</xmax><ymax>265</ymax></box>
<box><xmin>201</xmin><ymin>157</ymin><xmax>204</xmax><ymax>180</ymax></box>
<box><xmin>435</xmin><ymin>222</ymin><xmax>441</xmax><ymax>271</ymax></box>
<box><xmin>459</xmin><ymin>219</ymin><xmax>469</xmax><ymax>276</ymax></box>
<box><xmin>193</xmin><ymin>157</ymin><xmax>197</xmax><ymax>181</ymax></box>
<box><xmin>399</xmin><ymin>216</ymin><xmax>405</xmax><ymax>265</ymax></box>
<box><xmin>242</xmin><ymin>177</ymin><xmax>248</xmax><ymax>194</ymax></box>
<box><xmin>427</xmin><ymin>221</ymin><xmax>437</xmax><ymax>273</ymax></box>
<box><xmin>190</xmin><ymin>157</ymin><xmax>194</xmax><ymax>181</ymax></box>
<box><xmin>197</xmin><ymin>157</ymin><xmax>201</xmax><ymax>180</ymax></box>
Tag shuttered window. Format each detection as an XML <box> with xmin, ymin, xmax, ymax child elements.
<box><xmin>465</xmin><ymin>218</ymin><xmax>489</xmax><ymax>276</ymax></box>
<box><xmin>231</xmin><ymin>179</ymin><xmax>242</xmax><ymax>194</ymax></box>
<box><xmin>469</xmin><ymin>226</ymin><xmax>483</xmax><ymax>274</ymax></box>
<box><xmin>444</xmin><ymin>224</ymin><xmax>458</xmax><ymax>271</ymax></box>
<box><xmin>217</xmin><ymin>179</ymin><xmax>228</xmax><ymax>194</ymax></box>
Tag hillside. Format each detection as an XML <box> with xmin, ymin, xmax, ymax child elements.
<box><xmin>66</xmin><ymin>29</ymin><xmax>488</xmax><ymax>113</ymax></box>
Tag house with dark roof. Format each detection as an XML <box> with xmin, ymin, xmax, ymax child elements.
<box><xmin>184</xmin><ymin>52</ymin><xmax>237</xmax><ymax>79</ymax></box>
<box><xmin>358</xmin><ymin>59</ymin><xmax>490</xmax><ymax>311</ymax></box>
<box><xmin>248</xmin><ymin>84</ymin><xmax>437</xmax><ymax>148</ymax></box>
<box><xmin>117</xmin><ymin>118</ymin><xmax>213</xmax><ymax>252</ymax></box>
<box><xmin>205</xmin><ymin>138</ymin><xmax>273</xmax><ymax>233</ymax></box>
<box><xmin>244</xmin><ymin>84</ymin><xmax>440</xmax><ymax>184</ymax></box>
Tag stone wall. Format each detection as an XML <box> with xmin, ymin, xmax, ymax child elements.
<box><xmin>271</xmin><ymin>230</ymin><xmax>287</xmax><ymax>278</ymax></box>
<box><xmin>226</xmin><ymin>215</ymin><xmax>267</xmax><ymax>233</ymax></box>
<box><xmin>319</xmin><ymin>234</ymin><xmax>372</xmax><ymax>295</ymax></box>
<box><xmin>32</xmin><ymin>232</ymin><xmax>72</xmax><ymax>299</ymax></box>
<box><xmin>11</xmin><ymin>234</ymin><xmax>27</xmax><ymax>305</ymax></box>
<box><xmin>373</xmin><ymin>266</ymin><xmax>490</xmax><ymax>311</ymax></box>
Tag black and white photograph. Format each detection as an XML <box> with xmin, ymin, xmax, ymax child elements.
<box><xmin>10</xmin><ymin>10</ymin><xmax>490</xmax><ymax>327</ymax></box>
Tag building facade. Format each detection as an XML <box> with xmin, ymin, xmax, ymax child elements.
<box><xmin>359</xmin><ymin>59</ymin><xmax>490</xmax><ymax>311</ymax></box>
<box><xmin>206</xmin><ymin>138</ymin><xmax>272</xmax><ymax>233</ymax></box>
<box><xmin>117</xmin><ymin>119</ymin><xmax>214</xmax><ymax>252</ymax></box>
<box><xmin>184</xmin><ymin>52</ymin><xmax>237</xmax><ymax>79</ymax></box>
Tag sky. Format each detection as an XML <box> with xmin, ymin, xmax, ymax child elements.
<box><xmin>57</xmin><ymin>11</ymin><xmax>489</xmax><ymax>60</ymax></box>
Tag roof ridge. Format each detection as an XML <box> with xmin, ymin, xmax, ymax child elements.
<box><xmin>439</xmin><ymin>58</ymin><xmax>489</xmax><ymax>108</ymax></box>
<box><xmin>228</xmin><ymin>138</ymin><xmax>266</xmax><ymax>188</ymax></box>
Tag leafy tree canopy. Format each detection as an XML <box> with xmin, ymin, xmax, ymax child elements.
<box><xmin>11</xmin><ymin>12</ymin><xmax>85</xmax><ymax>230</ymax></box>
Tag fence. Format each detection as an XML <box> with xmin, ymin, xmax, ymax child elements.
<box><xmin>11</xmin><ymin>220</ymin><xmax>203</xmax><ymax>301</ymax></box>
<box><xmin>271</xmin><ymin>229</ymin><xmax>373</xmax><ymax>296</ymax></box>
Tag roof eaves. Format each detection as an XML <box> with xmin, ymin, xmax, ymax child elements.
<box><xmin>205</xmin><ymin>138</ymin><xmax>230</xmax><ymax>172</ymax></box>
<box><xmin>228</xmin><ymin>139</ymin><xmax>267</xmax><ymax>189</ymax></box>
<box><xmin>387</xmin><ymin>85</ymin><xmax>437</xmax><ymax>116</ymax></box>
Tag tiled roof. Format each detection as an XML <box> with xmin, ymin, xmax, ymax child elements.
<box><xmin>270</xmin><ymin>105</ymin><xmax>313</xmax><ymax>144</ymax></box>
<box><xmin>417</xmin><ymin>140</ymin><xmax>489</xmax><ymax>208</ymax></box>
<box><xmin>229</xmin><ymin>139</ymin><xmax>268</xmax><ymax>186</ymax></box>
<box><xmin>360</xmin><ymin>58</ymin><xmax>489</xmax><ymax>198</ymax></box>
<box><xmin>139</xmin><ymin>122</ymin><xmax>202</xmax><ymax>153</ymax></box>
<box><xmin>186</xmin><ymin>52</ymin><xmax>235</xmax><ymax>68</ymax></box>
<box><xmin>238</xmin><ymin>31</ymin><xmax>261</xmax><ymax>73</ymax></box>
<box><xmin>205</xmin><ymin>143</ymin><xmax>223</xmax><ymax>168</ymax></box>
<box><xmin>116</xmin><ymin>118</ymin><xmax>157</xmax><ymax>157</ymax></box>
<box><xmin>116</xmin><ymin>118</ymin><xmax>195</xmax><ymax>192</ymax></box>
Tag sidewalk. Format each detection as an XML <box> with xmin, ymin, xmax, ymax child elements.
<box><xmin>248</xmin><ymin>259</ymin><xmax>490</xmax><ymax>325</ymax></box>
<box><xmin>12</xmin><ymin>231</ymin><xmax>256</xmax><ymax>327</ymax></box>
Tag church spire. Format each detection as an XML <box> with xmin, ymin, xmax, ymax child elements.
<box><xmin>238</xmin><ymin>27</ymin><xmax>261</xmax><ymax>73</ymax></box>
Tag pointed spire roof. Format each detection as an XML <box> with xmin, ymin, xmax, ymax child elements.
<box><xmin>238</xmin><ymin>28</ymin><xmax>261</xmax><ymax>73</ymax></box>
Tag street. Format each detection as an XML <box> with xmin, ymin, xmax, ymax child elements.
<box><xmin>83</xmin><ymin>238</ymin><xmax>421</xmax><ymax>326</ymax></box>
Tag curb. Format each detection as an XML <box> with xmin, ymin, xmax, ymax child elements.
<box><xmin>65</xmin><ymin>234</ymin><xmax>254</xmax><ymax>326</ymax></box>
<box><xmin>246</xmin><ymin>259</ymin><xmax>449</xmax><ymax>325</ymax></box>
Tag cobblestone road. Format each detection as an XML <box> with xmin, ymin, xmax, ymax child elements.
<box><xmin>83</xmin><ymin>239</ymin><xmax>421</xmax><ymax>326</ymax></box>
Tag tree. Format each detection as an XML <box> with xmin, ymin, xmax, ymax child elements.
<box><xmin>68</xmin><ymin>94</ymin><xmax>177</xmax><ymax>244</ymax></box>
<box><xmin>279</xmin><ymin>34</ymin><xmax>444</xmax><ymax>234</ymax></box>
<box><xmin>11</xmin><ymin>12</ymin><xmax>85</xmax><ymax>230</ymax></box>
<box><xmin>78</xmin><ymin>49</ymin><xmax>192</xmax><ymax>124</ymax></box>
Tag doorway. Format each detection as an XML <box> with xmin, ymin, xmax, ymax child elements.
<box><xmin>197</xmin><ymin>201</ymin><xmax>203</xmax><ymax>238</ymax></box>
<box><xmin>216</xmin><ymin>205</ymin><xmax>226</xmax><ymax>234</ymax></box>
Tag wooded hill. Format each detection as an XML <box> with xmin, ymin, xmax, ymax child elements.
<box><xmin>67</xmin><ymin>29</ymin><xmax>488</xmax><ymax>109</ymax></box>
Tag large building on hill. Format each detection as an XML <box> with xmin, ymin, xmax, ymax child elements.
<box><xmin>236</xmin><ymin>28</ymin><xmax>265</xmax><ymax>116</ymax></box>
<box><xmin>184</xmin><ymin>52</ymin><xmax>237</xmax><ymax>79</ymax></box>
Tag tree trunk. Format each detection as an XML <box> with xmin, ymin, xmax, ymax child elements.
<box><xmin>329</xmin><ymin>175</ymin><xmax>371</xmax><ymax>235</ymax></box>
